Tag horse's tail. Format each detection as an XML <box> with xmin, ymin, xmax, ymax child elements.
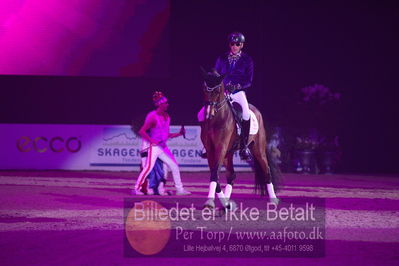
<box><xmin>253</xmin><ymin>156</ymin><xmax>267</xmax><ymax>196</ymax></box>
<box><xmin>266</xmin><ymin>148</ymin><xmax>282</xmax><ymax>192</ymax></box>
<box><xmin>253</xmin><ymin>149</ymin><xmax>282</xmax><ymax>196</ymax></box>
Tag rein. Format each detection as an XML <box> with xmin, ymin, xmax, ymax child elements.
<box><xmin>204</xmin><ymin>82</ymin><xmax>228</xmax><ymax>119</ymax></box>
<box><xmin>205</xmin><ymin>97</ymin><xmax>227</xmax><ymax>111</ymax></box>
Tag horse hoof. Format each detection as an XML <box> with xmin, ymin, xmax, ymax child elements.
<box><xmin>203</xmin><ymin>199</ymin><xmax>215</xmax><ymax>209</ymax></box>
<box><xmin>225</xmin><ymin>200</ymin><xmax>237</xmax><ymax>211</ymax></box>
<box><xmin>269</xmin><ymin>198</ymin><xmax>280</xmax><ymax>205</ymax></box>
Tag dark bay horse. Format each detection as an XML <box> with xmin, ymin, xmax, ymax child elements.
<box><xmin>200</xmin><ymin>70</ymin><xmax>280</xmax><ymax>209</ymax></box>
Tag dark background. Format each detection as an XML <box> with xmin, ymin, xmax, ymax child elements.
<box><xmin>1</xmin><ymin>0</ymin><xmax>398</xmax><ymax>174</ymax></box>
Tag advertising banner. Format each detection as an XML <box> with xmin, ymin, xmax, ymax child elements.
<box><xmin>0</xmin><ymin>124</ymin><xmax>251</xmax><ymax>171</ymax></box>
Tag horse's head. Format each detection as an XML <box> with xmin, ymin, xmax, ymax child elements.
<box><xmin>201</xmin><ymin>68</ymin><xmax>226</xmax><ymax>120</ymax></box>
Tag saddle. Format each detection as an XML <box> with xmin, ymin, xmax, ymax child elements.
<box><xmin>226</xmin><ymin>95</ymin><xmax>259</xmax><ymax>137</ymax></box>
<box><xmin>199</xmin><ymin>93</ymin><xmax>259</xmax><ymax>158</ymax></box>
<box><xmin>225</xmin><ymin>96</ymin><xmax>246</xmax><ymax>153</ymax></box>
<box><xmin>226</xmin><ymin>93</ymin><xmax>246</xmax><ymax>135</ymax></box>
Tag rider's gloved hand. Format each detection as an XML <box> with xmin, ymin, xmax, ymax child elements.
<box><xmin>226</xmin><ymin>83</ymin><xmax>236</xmax><ymax>93</ymax></box>
<box><xmin>226</xmin><ymin>83</ymin><xmax>242</xmax><ymax>93</ymax></box>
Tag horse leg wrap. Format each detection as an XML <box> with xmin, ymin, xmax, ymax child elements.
<box><xmin>267</xmin><ymin>183</ymin><xmax>277</xmax><ymax>198</ymax></box>
<box><xmin>224</xmin><ymin>184</ymin><xmax>233</xmax><ymax>200</ymax></box>
<box><xmin>217</xmin><ymin>190</ymin><xmax>228</xmax><ymax>207</ymax></box>
<box><xmin>207</xmin><ymin>181</ymin><xmax>217</xmax><ymax>199</ymax></box>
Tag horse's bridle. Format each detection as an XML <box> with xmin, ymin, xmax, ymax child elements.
<box><xmin>204</xmin><ymin>81</ymin><xmax>228</xmax><ymax>120</ymax></box>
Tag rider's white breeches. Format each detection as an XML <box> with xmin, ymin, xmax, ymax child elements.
<box><xmin>230</xmin><ymin>91</ymin><xmax>250</xmax><ymax>120</ymax></box>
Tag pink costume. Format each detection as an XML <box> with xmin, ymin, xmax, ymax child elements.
<box><xmin>135</xmin><ymin>111</ymin><xmax>184</xmax><ymax>192</ymax></box>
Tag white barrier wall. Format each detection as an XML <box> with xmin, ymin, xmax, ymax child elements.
<box><xmin>0</xmin><ymin>124</ymin><xmax>251</xmax><ymax>171</ymax></box>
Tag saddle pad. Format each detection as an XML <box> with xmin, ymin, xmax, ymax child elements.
<box><xmin>249</xmin><ymin>110</ymin><xmax>259</xmax><ymax>135</ymax></box>
<box><xmin>197</xmin><ymin>106</ymin><xmax>259</xmax><ymax>135</ymax></box>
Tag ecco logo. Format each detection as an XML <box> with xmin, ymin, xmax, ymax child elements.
<box><xmin>16</xmin><ymin>136</ymin><xmax>82</xmax><ymax>153</ymax></box>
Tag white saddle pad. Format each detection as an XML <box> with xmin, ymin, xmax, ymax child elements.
<box><xmin>249</xmin><ymin>110</ymin><xmax>259</xmax><ymax>135</ymax></box>
<box><xmin>197</xmin><ymin>107</ymin><xmax>259</xmax><ymax>135</ymax></box>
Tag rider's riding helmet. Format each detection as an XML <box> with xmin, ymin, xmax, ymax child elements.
<box><xmin>228</xmin><ymin>32</ymin><xmax>245</xmax><ymax>44</ymax></box>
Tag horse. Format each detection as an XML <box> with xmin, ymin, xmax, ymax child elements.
<box><xmin>199</xmin><ymin>69</ymin><xmax>280</xmax><ymax>209</ymax></box>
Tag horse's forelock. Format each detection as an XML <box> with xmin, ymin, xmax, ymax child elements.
<box><xmin>204</xmin><ymin>73</ymin><xmax>224</xmax><ymax>88</ymax></box>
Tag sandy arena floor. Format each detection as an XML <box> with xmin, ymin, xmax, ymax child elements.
<box><xmin>0</xmin><ymin>171</ymin><xmax>398</xmax><ymax>265</ymax></box>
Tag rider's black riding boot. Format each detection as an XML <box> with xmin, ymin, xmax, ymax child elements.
<box><xmin>239</xmin><ymin>119</ymin><xmax>251</xmax><ymax>161</ymax></box>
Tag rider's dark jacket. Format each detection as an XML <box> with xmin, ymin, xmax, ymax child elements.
<box><xmin>214</xmin><ymin>51</ymin><xmax>254</xmax><ymax>92</ymax></box>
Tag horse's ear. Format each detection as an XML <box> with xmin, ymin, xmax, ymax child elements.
<box><xmin>218</xmin><ymin>73</ymin><xmax>226</xmax><ymax>82</ymax></box>
<box><xmin>200</xmin><ymin>66</ymin><xmax>208</xmax><ymax>78</ymax></box>
<box><xmin>211</xmin><ymin>68</ymin><xmax>223</xmax><ymax>77</ymax></box>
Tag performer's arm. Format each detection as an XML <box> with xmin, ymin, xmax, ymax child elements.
<box><xmin>169</xmin><ymin>126</ymin><xmax>185</xmax><ymax>139</ymax></box>
<box><xmin>138</xmin><ymin>116</ymin><xmax>158</xmax><ymax>144</ymax></box>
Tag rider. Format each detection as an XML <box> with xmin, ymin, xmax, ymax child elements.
<box><xmin>215</xmin><ymin>32</ymin><xmax>254</xmax><ymax>160</ymax></box>
<box><xmin>134</xmin><ymin>91</ymin><xmax>191</xmax><ymax>196</ymax></box>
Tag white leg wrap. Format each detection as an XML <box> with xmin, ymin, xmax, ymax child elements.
<box><xmin>267</xmin><ymin>183</ymin><xmax>277</xmax><ymax>198</ymax></box>
<box><xmin>208</xmin><ymin>181</ymin><xmax>217</xmax><ymax>199</ymax></box>
<box><xmin>217</xmin><ymin>191</ymin><xmax>228</xmax><ymax>206</ymax></box>
<box><xmin>224</xmin><ymin>184</ymin><xmax>233</xmax><ymax>200</ymax></box>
